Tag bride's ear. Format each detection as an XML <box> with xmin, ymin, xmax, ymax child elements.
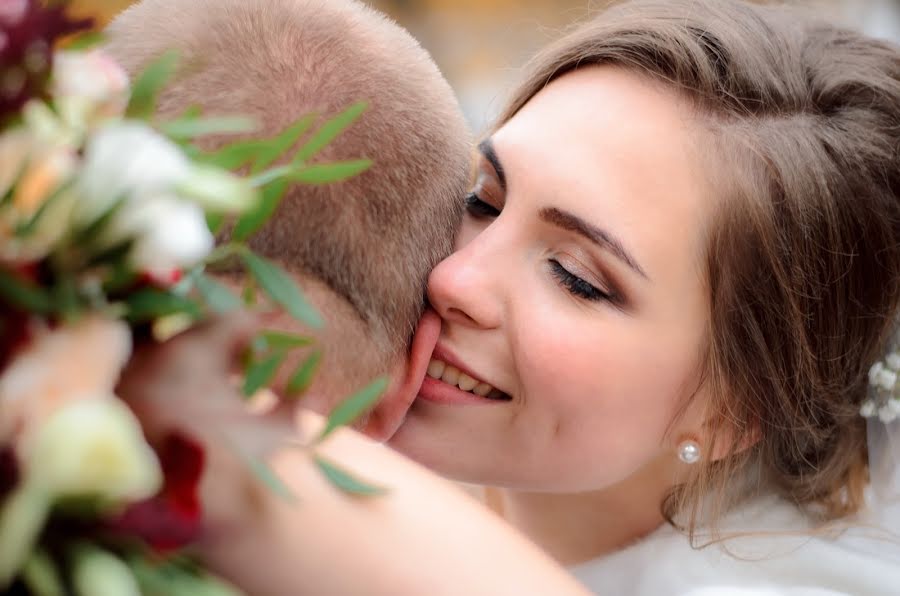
<box><xmin>673</xmin><ymin>384</ymin><xmax>760</xmax><ymax>464</ymax></box>
<box><xmin>698</xmin><ymin>404</ymin><xmax>761</xmax><ymax>463</ymax></box>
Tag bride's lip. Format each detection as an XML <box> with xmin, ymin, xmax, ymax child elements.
<box><xmin>417</xmin><ymin>343</ymin><xmax>510</xmax><ymax>406</ymax></box>
<box><xmin>362</xmin><ymin>308</ymin><xmax>442</xmax><ymax>441</ymax></box>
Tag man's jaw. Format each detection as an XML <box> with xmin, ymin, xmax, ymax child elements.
<box><xmin>362</xmin><ymin>308</ymin><xmax>442</xmax><ymax>441</ymax></box>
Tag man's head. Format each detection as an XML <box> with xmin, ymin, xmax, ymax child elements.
<box><xmin>105</xmin><ymin>0</ymin><xmax>471</xmax><ymax>422</ymax></box>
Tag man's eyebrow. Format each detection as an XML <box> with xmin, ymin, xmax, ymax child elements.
<box><xmin>478</xmin><ymin>138</ymin><xmax>506</xmax><ymax>191</ymax></box>
<box><xmin>540</xmin><ymin>207</ymin><xmax>649</xmax><ymax>280</ymax></box>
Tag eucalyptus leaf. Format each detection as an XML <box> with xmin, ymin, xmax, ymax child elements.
<box><xmin>194</xmin><ymin>273</ymin><xmax>242</xmax><ymax>313</ymax></box>
<box><xmin>242</xmin><ymin>352</ymin><xmax>286</xmax><ymax>397</ymax></box>
<box><xmin>196</xmin><ymin>140</ymin><xmax>266</xmax><ymax>170</ymax></box>
<box><xmin>314</xmin><ymin>455</ymin><xmax>386</xmax><ymax>496</ymax></box>
<box><xmin>294</xmin><ymin>102</ymin><xmax>367</xmax><ymax>162</ymax></box>
<box><xmin>252</xmin><ymin>114</ymin><xmax>316</xmax><ymax>173</ymax></box>
<box><xmin>318</xmin><ymin>377</ymin><xmax>388</xmax><ymax>441</ymax></box>
<box><xmin>161</xmin><ymin>116</ymin><xmax>258</xmax><ymax>140</ymax></box>
<box><xmin>232</xmin><ymin>178</ymin><xmax>288</xmax><ymax>241</ymax></box>
<box><xmin>286</xmin><ymin>349</ymin><xmax>323</xmax><ymax>397</ymax></box>
<box><xmin>240</xmin><ymin>250</ymin><xmax>322</xmax><ymax>328</ymax></box>
<box><xmin>246</xmin><ymin>457</ymin><xmax>296</xmax><ymax>503</ymax></box>
<box><xmin>126</xmin><ymin>50</ymin><xmax>180</xmax><ymax>120</ymax></box>
<box><xmin>0</xmin><ymin>268</ymin><xmax>53</xmax><ymax>313</ymax></box>
<box><xmin>63</xmin><ymin>31</ymin><xmax>106</xmax><ymax>51</ymax></box>
<box><xmin>124</xmin><ymin>288</ymin><xmax>202</xmax><ymax>324</ymax></box>
<box><xmin>290</xmin><ymin>159</ymin><xmax>372</xmax><ymax>185</ymax></box>
<box><xmin>260</xmin><ymin>331</ymin><xmax>314</xmax><ymax>350</ymax></box>
<box><xmin>205</xmin><ymin>212</ymin><xmax>224</xmax><ymax>235</ymax></box>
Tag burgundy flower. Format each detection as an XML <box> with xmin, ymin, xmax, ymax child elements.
<box><xmin>109</xmin><ymin>431</ymin><xmax>206</xmax><ymax>551</ymax></box>
<box><xmin>0</xmin><ymin>0</ymin><xmax>91</xmax><ymax>124</ymax></box>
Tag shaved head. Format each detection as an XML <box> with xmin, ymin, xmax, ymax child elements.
<box><xmin>105</xmin><ymin>0</ymin><xmax>471</xmax><ymax>394</ymax></box>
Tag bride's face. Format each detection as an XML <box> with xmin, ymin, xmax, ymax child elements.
<box><xmin>389</xmin><ymin>66</ymin><xmax>716</xmax><ymax>491</ymax></box>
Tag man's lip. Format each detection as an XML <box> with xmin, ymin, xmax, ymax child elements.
<box><xmin>362</xmin><ymin>308</ymin><xmax>441</xmax><ymax>441</ymax></box>
<box><xmin>430</xmin><ymin>343</ymin><xmax>497</xmax><ymax>392</ymax></box>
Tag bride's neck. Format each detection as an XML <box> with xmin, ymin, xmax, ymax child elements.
<box><xmin>486</xmin><ymin>456</ymin><xmax>674</xmax><ymax>566</ymax></box>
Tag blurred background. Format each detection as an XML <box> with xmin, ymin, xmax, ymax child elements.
<box><xmin>72</xmin><ymin>0</ymin><xmax>900</xmax><ymax>131</ymax></box>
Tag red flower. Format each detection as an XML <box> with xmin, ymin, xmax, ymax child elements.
<box><xmin>0</xmin><ymin>0</ymin><xmax>91</xmax><ymax>124</ymax></box>
<box><xmin>109</xmin><ymin>432</ymin><xmax>206</xmax><ymax>551</ymax></box>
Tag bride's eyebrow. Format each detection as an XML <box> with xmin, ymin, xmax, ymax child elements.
<box><xmin>478</xmin><ymin>139</ymin><xmax>506</xmax><ymax>191</ymax></box>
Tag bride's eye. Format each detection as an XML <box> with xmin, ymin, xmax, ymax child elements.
<box><xmin>464</xmin><ymin>192</ymin><xmax>501</xmax><ymax>219</ymax></box>
<box><xmin>549</xmin><ymin>259</ymin><xmax>612</xmax><ymax>302</ymax></box>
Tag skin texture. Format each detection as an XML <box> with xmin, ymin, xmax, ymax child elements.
<box><xmin>390</xmin><ymin>67</ymin><xmax>719</xmax><ymax>564</ymax></box>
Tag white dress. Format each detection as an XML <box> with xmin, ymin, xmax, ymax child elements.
<box><xmin>569</xmin><ymin>494</ymin><xmax>900</xmax><ymax>596</ymax></box>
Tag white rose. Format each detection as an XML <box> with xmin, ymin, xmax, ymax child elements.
<box><xmin>29</xmin><ymin>398</ymin><xmax>162</xmax><ymax>504</ymax></box>
<box><xmin>108</xmin><ymin>194</ymin><xmax>214</xmax><ymax>277</ymax></box>
<box><xmin>52</xmin><ymin>50</ymin><xmax>130</xmax><ymax>123</ymax></box>
<box><xmin>76</xmin><ymin>122</ymin><xmax>191</xmax><ymax>227</ymax></box>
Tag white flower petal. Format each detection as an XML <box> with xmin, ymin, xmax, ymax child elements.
<box><xmin>876</xmin><ymin>368</ymin><xmax>898</xmax><ymax>392</ymax></box>
<box><xmin>869</xmin><ymin>361</ymin><xmax>886</xmax><ymax>386</ymax></box>
<box><xmin>30</xmin><ymin>398</ymin><xmax>162</xmax><ymax>503</ymax></box>
<box><xmin>860</xmin><ymin>400</ymin><xmax>877</xmax><ymax>418</ymax></box>
<box><xmin>886</xmin><ymin>352</ymin><xmax>900</xmax><ymax>371</ymax></box>
<box><xmin>122</xmin><ymin>196</ymin><xmax>214</xmax><ymax>276</ymax></box>
<box><xmin>76</xmin><ymin>122</ymin><xmax>190</xmax><ymax>226</ymax></box>
<box><xmin>72</xmin><ymin>545</ymin><xmax>141</xmax><ymax>596</ymax></box>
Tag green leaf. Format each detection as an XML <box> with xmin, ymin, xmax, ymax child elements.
<box><xmin>231</xmin><ymin>178</ymin><xmax>288</xmax><ymax>241</ymax></box>
<box><xmin>248</xmin><ymin>165</ymin><xmax>292</xmax><ymax>188</ymax></box>
<box><xmin>0</xmin><ymin>268</ymin><xmax>53</xmax><ymax>313</ymax></box>
<box><xmin>246</xmin><ymin>457</ymin><xmax>296</xmax><ymax>503</ymax></box>
<box><xmin>240</xmin><ymin>250</ymin><xmax>323</xmax><ymax>328</ymax></box>
<box><xmin>314</xmin><ymin>455</ymin><xmax>385</xmax><ymax>496</ymax></box>
<box><xmin>289</xmin><ymin>159</ymin><xmax>372</xmax><ymax>185</ymax></box>
<box><xmin>259</xmin><ymin>331</ymin><xmax>313</xmax><ymax>350</ymax></box>
<box><xmin>194</xmin><ymin>273</ymin><xmax>242</xmax><ymax>313</ymax></box>
<box><xmin>294</xmin><ymin>102</ymin><xmax>367</xmax><ymax>163</ymax></box>
<box><xmin>252</xmin><ymin>114</ymin><xmax>316</xmax><ymax>173</ymax></box>
<box><xmin>196</xmin><ymin>140</ymin><xmax>265</xmax><ymax>170</ymax></box>
<box><xmin>124</xmin><ymin>288</ymin><xmax>202</xmax><ymax>323</ymax></box>
<box><xmin>242</xmin><ymin>352</ymin><xmax>286</xmax><ymax>397</ymax></box>
<box><xmin>22</xmin><ymin>549</ymin><xmax>64</xmax><ymax>596</ymax></box>
<box><xmin>206</xmin><ymin>212</ymin><xmax>224</xmax><ymax>235</ymax></box>
<box><xmin>62</xmin><ymin>31</ymin><xmax>106</xmax><ymax>51</ymax></box>
<box><xmin>126</xmin><ymin>50</ymin><xmax>180</xmax><ymax>120</ymax></box>
<box><xmin>286</xmin><ymin>349</ymin><xmax>322</xmax><ymax>396</ymax></box>
<box><xmin>14</xmin><ymin>180</ymin><xmax>73</xmax><ymax>238</ymax></box>
<box><xmin>161</xmin><ymin>115</ymin><xmax>257</xmax><ymax>140</ymax></box>
<box><xmin>318</xmin><ymin>377</ymin><xmax>388</xmax><ymax>441</ymax></box>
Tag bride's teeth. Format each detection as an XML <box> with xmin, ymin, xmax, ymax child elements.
<box><xmin>457</xmin><ymin>373</ymin><xmax>478</xmax><ymax>392</ymax></box>
<box><xmin>473</xmin><ymin>383</ymin><xmax>492</xmax><ymax>397</ymax></box>
<box><xmin>441</xmin><ymin>365</ymin><xmax>461</xmax><ymax>386</ymax></box>
<box><xmin>427</xmin><ymin>359</ymin><xmax>445</xmax><ymax>379</ymax></box>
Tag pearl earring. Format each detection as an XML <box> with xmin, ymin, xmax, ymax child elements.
<box><xmin>678</xmin><ymin>439</ymin><xmax>702</xmax><ymax>464</ymax></box>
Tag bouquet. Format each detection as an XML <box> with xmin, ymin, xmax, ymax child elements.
<box><xmin>0</xmin><ymin>2</ymin><xmax>385</xmax><ymax>594</ymax></box>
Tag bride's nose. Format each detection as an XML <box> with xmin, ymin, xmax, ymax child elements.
<box><xmin>427</xmin><ymin>227</ymin><xmax>506</xmax><ymax>330</ymax></box>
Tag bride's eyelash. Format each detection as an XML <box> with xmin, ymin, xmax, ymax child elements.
<box><xmin>464</xmin><ymin>192</ymin><xmax>501</xmax><ymax>218</ymax></box>
<box><xmin>549</xmin><ymin>259</ymin><xmax>611</xmax><ymax>302</ymax></box>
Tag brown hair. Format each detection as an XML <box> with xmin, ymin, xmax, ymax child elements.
<box><xmin>497</xmin><ymin>0</ymin><xmax>900</xmax><ymax>535</ymax></box>
<box><xmin>104</xmin><ymin>0</ymin><xmax>472</xmax><ymax>364</ymax></box>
